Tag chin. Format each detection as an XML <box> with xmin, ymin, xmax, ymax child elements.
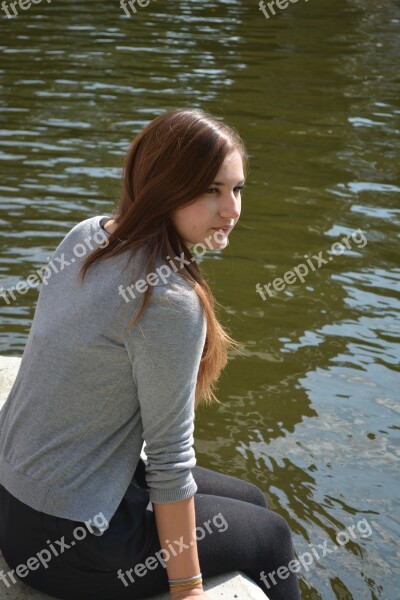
<box><xmin>205</xmin><ymin>239</ymin><xmax>229</xmax><ymax>251</ymax></box>
<box><xmin>186</xmin><ymin>230</ymin><xmax>230</xmax><ymax>252</ymax></box>
<box><xmin>214</xmin><ymin>240</ymin><xmax>229</xmax><ymax>250</ymax></box>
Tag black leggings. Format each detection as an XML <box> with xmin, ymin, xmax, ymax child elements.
<box><xmin>0</xmin><ymin>464</ymin><xmax>301</xmax><ymax>600</ymax></box>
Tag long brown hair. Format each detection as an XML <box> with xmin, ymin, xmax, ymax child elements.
<box><xmin>79</xmin><ymin>108</ymin><xmax>248</xmax><ymax>410</ymax></box>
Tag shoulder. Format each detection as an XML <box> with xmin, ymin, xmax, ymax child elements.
<box><xmin>50</xmin><ymin>216</ymin><xmax>103</xmax><ymax>255</ymax></box>
<box><xmin>145</xmin><ymin>276</ymin><xmax>205</xmax><ymax>328</ymax></box>
<box><xmin>64</xmin><ymin>216</ymin><xmax>100</xmax><ymax>239</ymax></box>
<box><xmin>152</xmin><ymin>275</ymin><xmax>200</xmax><ymax>309</ymax></box>
<box><xmin>124</xmin><ymin>275</ymin><xmax>206</xmax><ymax>348</ymax></box>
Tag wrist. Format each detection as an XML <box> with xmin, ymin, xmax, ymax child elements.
<box><xmin>169</xmin><ymin>583</ymin><xmax>204</xmax><ymax>598</ymax></box>
<box><xmin>169</xmin><ymin>581</ymin><xmax>204</xmax><ymax>591</ymax></box>
<box><xmin>168</xmin><ymin>573</ymin><xmax>203</xmax><ymax>591</ymax></box>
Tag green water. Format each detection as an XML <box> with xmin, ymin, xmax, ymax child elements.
<box><xmin>1</xmin><ymin>1</ymin><xmax>399</xmax><ymax>598</ymax></box>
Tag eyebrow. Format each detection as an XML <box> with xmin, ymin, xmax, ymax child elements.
<box><xmin>212</xmin><ymin>179</ymin><xmax>245</xmax><ymax>186</ymax></box>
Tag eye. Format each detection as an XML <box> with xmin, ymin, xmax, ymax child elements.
<box><xmin>206</xmin><ymin>185</ymin><xmax>245</xmax><ymax>195</ymax></box>
<box><xmin>233</xmin><ymin>185</ymin><xmax>244</xmax><ymax>195</ymax></box>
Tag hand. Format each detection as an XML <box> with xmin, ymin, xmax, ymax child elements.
<box><xmin>169</xmin><ymin>585</ymin><xmax>211</xmax><ymax>599</ymax></box>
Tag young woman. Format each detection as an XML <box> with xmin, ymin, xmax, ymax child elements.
<box><xmin>0</xmin><ymin>109</ymin><xmax>301</xmax><ymax>600</ymax></box>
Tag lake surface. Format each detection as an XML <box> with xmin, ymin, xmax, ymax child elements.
<box><xmin>1</xmin><ymin>1</ymin><xmax>399</xmax><ymax>598</ymax></box>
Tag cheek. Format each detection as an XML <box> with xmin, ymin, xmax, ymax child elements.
<box><xmin>185</xmin><ymin>205</ymin><xmax>210</xmax><ymax>228</ymax></box>
<box><xmin>192</xmin><ymin>199</ymin><xmax>214</xmax><ymax>222</ymax></box>
<box><xmin>173</xmin><ymin>198</ymin><xmax>213</xmax><ymax>235</ymax></box>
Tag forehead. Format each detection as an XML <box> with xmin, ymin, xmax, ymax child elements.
<box><xmin>215</xmin><ymin>150</ymin><xmax>244</xmax><ymax>180</ymax></box>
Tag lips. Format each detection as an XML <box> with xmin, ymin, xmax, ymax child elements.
<box><xmin>212</xmin><ymin>226</ymin><xmax>233</xmax><ymax>233</ymax></box>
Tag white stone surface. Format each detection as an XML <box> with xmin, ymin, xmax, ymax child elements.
<box><xmin>0</xmin><ymin>356</ymin><xmax>21</xmax><ymax>406</ymax></box>
<box><xmin>0</xmin><ymin>356</ymin><xmax>268</xmax><ymax>599</ymax></box>
<box><xmin>0</xmin><ymin>550</ymin><xmax>267</xmax><ymax>599</ymax></box>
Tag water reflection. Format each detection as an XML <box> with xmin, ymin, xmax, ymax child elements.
<box><xmin>1</xmin><ymin>0</ymin><xmax>399</xmax><ymax>598</ymax></box>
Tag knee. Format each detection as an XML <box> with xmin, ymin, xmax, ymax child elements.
<box><xmin>246</xmin><ymin>483</ymin><xmax>268</xmax><ymax>509</ymax></box>
<box><xmin>267</xmin><ymin>512</ymin><xmax>295</xmax><ymax>562</ymax></box>
<box><xmin>272</xmin><ymin>512</ymin><xmax>292</xmax><ymax>540</ymax></box>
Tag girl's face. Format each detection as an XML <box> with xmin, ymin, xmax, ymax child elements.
<box><xmin>171</xmin><ymin>149</ymin><xmax>245</xmax><ymax>251</ymax></box>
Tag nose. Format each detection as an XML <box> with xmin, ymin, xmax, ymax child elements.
<box><xmin>219</xmin><ymin>190</ymin><xmax>241</xmax><ymax>220</ymax></box>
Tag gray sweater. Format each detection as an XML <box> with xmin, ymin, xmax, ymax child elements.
<box><xmin>0</xmin><ymin>216</ymin><xmax>206</xmax><ymax>533</ymax></box>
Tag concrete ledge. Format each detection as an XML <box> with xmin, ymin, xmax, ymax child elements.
<box><xmin>0</xmin><ymin>551</ymin><xmax>267</xmax><ymax>599</ymax></box>
<box><xmin>0</xmin><ymin>356</ymin><xmax>268</xmax><ymax>599</ymax></box>
<box><xmin>0</xmin><ymin>356</ymin><xmax>21</xmax><ymax>405</ymax></box>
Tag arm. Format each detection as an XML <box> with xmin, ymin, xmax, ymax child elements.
<box><xmin>153</xmin><ymin>496</ymin><xmax>204</xmax><ymax>595</ymax></box>
<box><xmin>123</xmin><ymin>279</ymin><xmax>208</xmax><ymax>595</ymax></box>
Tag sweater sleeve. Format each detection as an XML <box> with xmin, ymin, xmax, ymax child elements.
<box><xmin>123</xmin><ymin>280</ymin><xmax>207</xmax><ymax>504</ymax></box>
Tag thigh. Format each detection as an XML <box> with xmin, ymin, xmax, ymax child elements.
<box><xmin>193</xmin><ymin>492</ymin><xmax>300</xmax><ymax>600</ymax></box>
<box><xmin>0</xmin><ymin>483</ymin><xmax>300</xmax><ymax>600</ymax></box>
<box><xmin>192</xmin><ymin>464</ymin><xmax>268</xmax><ymax>508</ymax></box>
<box><xmin>0</xmin><ymin>483</ymin><xmax>46</xmax><ymax>571</ymax></box>
<box><xmin>133</xmin><ymin>458</ymin><xmax>267</xmax><ymax>508</ymax></box>
<box><xmin>0</xmin><ymin>482</ymin><xmax>154</xmax><ymax>600</ymax></box>
<box><xmin>105</xmin><ymin>491</ymin><xmax>300</xmax><ymax>600</ymax></box>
